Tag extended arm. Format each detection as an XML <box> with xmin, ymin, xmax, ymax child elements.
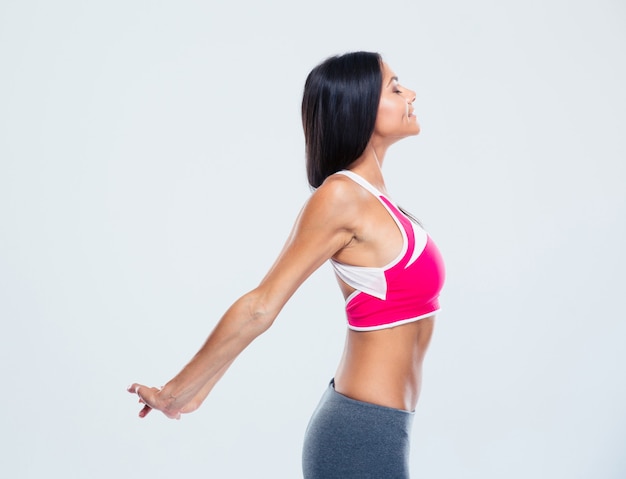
<box><xmin>128</xmin><ymin>177</ymin><xmax>359</xmax><ymax>419</ymax></box>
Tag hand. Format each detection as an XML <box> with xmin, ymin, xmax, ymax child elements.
<box><xmin>127</xmin><ymin>383</ymin><xmax>182</xmax><ymax>420</ymax></box>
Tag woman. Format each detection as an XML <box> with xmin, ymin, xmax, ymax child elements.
<box><xmin>128</xmin><ymin>51</ymin><xmax>445</xmax><ymax>478</ymax></box>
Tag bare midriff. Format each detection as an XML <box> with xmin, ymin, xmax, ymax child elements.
<box><xmin>333</xmin><ymin>315</ymin><xmax>435</xmax><ymax>412</ymax></box>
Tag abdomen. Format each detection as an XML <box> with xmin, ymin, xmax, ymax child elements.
<box><xmin>333</xmin><ymin>315</ymin><xmax>435</xmax><ymax>411</ymax></box>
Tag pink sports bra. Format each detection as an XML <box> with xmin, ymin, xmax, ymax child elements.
<box><xmin>330</xmin><ymin>170</ymin><xmax>445</xmax><ymax>331</ymax></box>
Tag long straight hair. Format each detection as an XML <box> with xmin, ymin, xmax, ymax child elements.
<box><xmin>301</xmin><ymin>52</ymin><xmax>383</xmax><ymax>189</ymax></box>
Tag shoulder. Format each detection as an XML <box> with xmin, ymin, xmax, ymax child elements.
<box><xmin>310</xmin><ymin>172</ymin><xmax>369</xmax><ymax>211</ymax></box>
<box><xmin>299</xmin><ymin>173</ymin><xmax>367</xmax><ymax>230</ymax></box>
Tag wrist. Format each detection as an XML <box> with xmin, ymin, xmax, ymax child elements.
<box><xmin>159</xmin><ymin>383</ymin><xmax>182</xmax><ymax>410</ymax></box>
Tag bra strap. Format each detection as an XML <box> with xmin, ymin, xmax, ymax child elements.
<box><xmin>334</xmin><ymin>170</ymin><xmax>385</xmax><ymax>198</ymax></box>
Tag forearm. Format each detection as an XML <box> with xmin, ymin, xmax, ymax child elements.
<box><xmin>176</xmin><ymin>358</ymin><xmax>235</xmax><ymax>414</ymax></box>
<box><xmin>161</xmin><ymin>290</ymin><xmax>273</xmax><ymax>411</ymax></box>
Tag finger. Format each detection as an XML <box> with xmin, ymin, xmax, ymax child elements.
<box><xmin>127</xmin><ymin>383</ymin><xmax>143</xmax><ymax>395</ymax></box>
<box><xmin>130</xmin><ymin>384</ymin><xmax>149</xmax><ymax>404</ymax></box>
<box><xmin>139</xmin><ymin>404</ymin><xmax>152</xmax><ymax>418</ymax></box>
<box><xmin>137</xmin><ymin>390</ymin><xmax>151</xmax><ymax>408</ymax></box>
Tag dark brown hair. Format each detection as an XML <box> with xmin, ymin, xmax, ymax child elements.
<box><xmin>301</xmin><ymin>52</ymin><xmax>383</xmax><ymax>188</ymax></box>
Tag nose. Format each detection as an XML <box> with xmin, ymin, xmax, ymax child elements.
<box><xmin>406</xmin><ymin>88</ymin><xmax>416</xmax><ymax>103</ymax></box>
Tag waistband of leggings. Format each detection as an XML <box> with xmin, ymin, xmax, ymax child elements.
<box><xmin>328</xmin><ymin>379</ymin><xmax>415</xmax><ymax>415</ymax></box>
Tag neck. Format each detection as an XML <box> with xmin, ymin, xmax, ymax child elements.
<box><xmin>348</xmin><ymin>144</ymin><xmax>388</xmax><ymax>192</ymax></box>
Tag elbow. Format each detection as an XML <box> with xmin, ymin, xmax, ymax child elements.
<box><xmin>241</xmin><ymin>289</ymin><xmax>278</xmax><ymax>335</ymax></box>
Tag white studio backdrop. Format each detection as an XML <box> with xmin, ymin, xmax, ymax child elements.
<box><xmin>1</xmin><ymin>1</ymin><xmax>624</xmax><ymax>478</ymax></box>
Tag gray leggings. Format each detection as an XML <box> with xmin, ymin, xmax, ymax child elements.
<box><xmin>302</xmin><ymin>380</ymin><xmax>415</xmax><ymax>479</ymax></box>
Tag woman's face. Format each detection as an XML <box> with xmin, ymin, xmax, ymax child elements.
<box><xmin>373</xmin><ymin>62</ymin><xmax>420</xmax><ymax>142</ymax></box>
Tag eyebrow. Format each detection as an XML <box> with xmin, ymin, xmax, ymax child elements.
<box><xmin>386</xmin><ymin>76</ymin><xmax>399</xmax><ymax>86</ymax></box>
